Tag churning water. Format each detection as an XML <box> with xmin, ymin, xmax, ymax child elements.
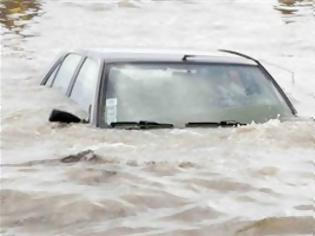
<box><xmin>1</xmin><ymin>0</ymin><xmax>315</xmax><ymax>235</ymax></box>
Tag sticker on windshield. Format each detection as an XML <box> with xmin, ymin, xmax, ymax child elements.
<box><xmin>106</xmin><ymin>98</ymin><xmax>118</xmax><ymax>125</ymax></box>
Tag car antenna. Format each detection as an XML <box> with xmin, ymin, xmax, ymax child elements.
<box><xmin>182</xmin><ymin>54</ymin><xmax>195</xmax><ymax>61</ymax></box>
<box><xmin>218</xmin><ymin>49</ymin><xmax>259</xmax><ymax>63</ymax></box>
<box><xmin>259</xmin><ymin>59</ymin><xmax>295</xmax><ymax>87</ymax></box>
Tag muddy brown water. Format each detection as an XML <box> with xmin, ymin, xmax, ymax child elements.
<box><xmin>1</xmin><ymin>0</ymin><xmax>315</xmax><ymax>235</ymax></box>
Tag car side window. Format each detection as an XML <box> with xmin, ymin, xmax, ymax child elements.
<box><xmin>70</xmin><ymin>58</ymin><xmax>99</xmax><ymax>112</ymax></box>
<box><xmin>46</xmin><ymin>64</ymin><xmax>60</xmax><ymax>86</ymax></box>
<box><xmin>52</xmin><ymin>54</ymin><xmax>82</xmax><ymax>94</ymax></box>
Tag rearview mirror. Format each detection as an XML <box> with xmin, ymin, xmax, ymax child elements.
<box><xmin>49</xmin><ymin>109</ymin><xmax>82</xmax><ymax>123</ymax></box>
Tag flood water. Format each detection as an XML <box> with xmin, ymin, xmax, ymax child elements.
<box><xmin>1</xmin><ymin>0</ymin><xmax>315</xmax><ymax>235</ymax></box>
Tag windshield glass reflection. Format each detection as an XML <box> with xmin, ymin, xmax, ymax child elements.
<box><xmin>105</xmin><ymin>63</ymin><xmax>293</xmax><ymax>126</ymax></box>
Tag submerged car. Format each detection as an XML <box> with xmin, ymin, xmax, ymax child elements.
<box><xmin>41</xmin><ymin>48</ymin><xmax>297</xmax><ymax>129</ymax></box>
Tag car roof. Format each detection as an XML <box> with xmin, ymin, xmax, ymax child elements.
<box><xmin>76</xmin><ymin>48</ymin><xmax>257</xmax><ymax>65</ymax></box>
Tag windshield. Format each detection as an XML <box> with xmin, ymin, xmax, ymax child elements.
<box><xmin>104</xmin><ymin>63</ymin><xmax>293</xmax><ymax>127</ymax></box>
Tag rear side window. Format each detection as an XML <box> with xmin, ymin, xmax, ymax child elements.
<box><xmin>52</xmin><ymin>54</ymin><xmax>82</xmax><ymax>93</ymax></box>
<box><xmin>70</xmin><ymin>58</ymin><xmax>99</xmax><ymax>112</ymax></box>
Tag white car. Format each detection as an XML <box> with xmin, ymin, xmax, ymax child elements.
<box><xmin>41</xmin><ymin>48</ymin><xmax>297</xmax><ymax>129</ymax></box>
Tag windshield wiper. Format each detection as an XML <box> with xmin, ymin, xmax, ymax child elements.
<box><xmin>110</xmin><ymin>121</ymin><xmax>174</xmax><ymax>129</ymax></box>
<box><xmin>185</xmin><ymin>120</ymin><xmax>246</xmax><ymax>127</ymax></box>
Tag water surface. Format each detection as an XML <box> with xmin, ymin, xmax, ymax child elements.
<box><xmin>1</xmin><ymin>0</ymin><xmax>315</xmax><ymax>235</ymax></box>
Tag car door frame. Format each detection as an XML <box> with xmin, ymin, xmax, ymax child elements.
<box><xmin>41</xmin><ymin>53</ymin><xmax>101</xmax><ymax>125</ymax></box>
<box><xmin>41</xmin><ymin>53</ymin><xmax>85</xmax><ymax>95</ymax></box>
